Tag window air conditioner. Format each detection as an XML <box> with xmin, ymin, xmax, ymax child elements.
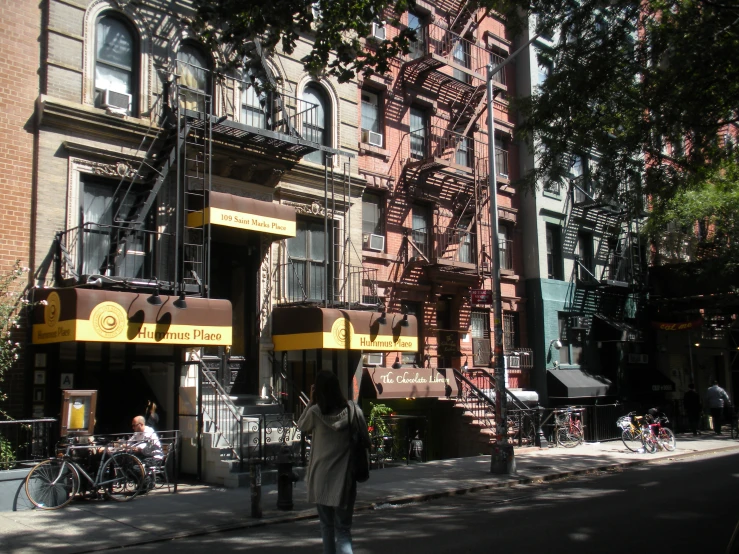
<box><xmin>364</xmin><ymin>352</ymin><xmax>383</xmax><ymax>366</ymax></box>
<box><xmin>361</xmin><ymin>129</ymin><xmax>384</xmax><ymax>147</ymax></box>
<box><xmin>366</xmin><ymin>233</ymin><xmax>385</xmax><ymax>252</ymax></box>
<box><xmin>507</xmin><ymin>355</ymin><xmax>521</xmax><ymax>369</ymax></box>
<box><xmin>371</xmin><ymin>22</ymin><xmax>386</xmax><ymax>40</ymax></box>
<box><xmin>102</xmin><ymin>89</ymin><xmax>132</xmax><ymax>114</ymax></box>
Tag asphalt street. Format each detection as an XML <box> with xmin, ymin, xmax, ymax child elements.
<box><xmin>110</xmin><ymin>450</ymin><xmax>739</xmax><ymax>554</ymax></box>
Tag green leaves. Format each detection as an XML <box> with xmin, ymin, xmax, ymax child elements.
<box><xmin>192</xmin><ymin>0</ymin><xmax>420</xmax><ymax>82</ymax></box>
<box><xmin>0</xmin><ymin>261</ymin><xmax>27</xmax><ymax>420</ymax></box>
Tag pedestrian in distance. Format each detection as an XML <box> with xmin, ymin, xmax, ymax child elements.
<box><xmin>297</xmin><ymin>370</ymin><xmax>370</xmax><ymax>554</ymax></box>
<box><xmin>683</xmin><ymin>384</ymin><xmax>702</xmax><ymax>435</ymax></box>
<box><xmin>706</xmin><ymin>380</ymin><xmax>731</xmax><ymax>435</ymax></box>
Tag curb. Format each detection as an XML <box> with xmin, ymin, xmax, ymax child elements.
<box><xmin>72</xmin><ymin>443</ymin><xmax>739</xmax><ymax>553</ymax></box>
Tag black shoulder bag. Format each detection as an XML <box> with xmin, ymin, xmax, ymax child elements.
<box><xmin>349</xmin><ymin>402</ymin><xmax>370</xmax><ymax>483</ymax></box>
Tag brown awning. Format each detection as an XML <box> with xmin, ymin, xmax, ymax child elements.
<box><xmin>360</xmin><ymin>367</ymin><xmax>458</xmax><ymax>399</ymax></box>
<box><xmin>187</xmin><ymin>191</ymin><xmax>296</xmax><ymax>238</ymax></box>
<box><xmin>32</xmin><ymin>288</ymin><xmax>232</xmax><ymax>346</ymax></box>
<box><xmin>272</xmin><ymin>307</ymin><xmax>418</xmax><ymax>352</ymax></box>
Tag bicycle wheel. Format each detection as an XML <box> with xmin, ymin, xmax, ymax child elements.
<box><xmin>102</xmin><ymin>453</ymin><xmax>145</xmax><ymax>502</ymax></box>
<box><xmin>25</xmin><ymin>459</ymin><xmax>80</xmax><ymax>510</ymax></box>
<box><xmin>642</xmin><ymin>432</ymin><xmax>657</xmax><ymax>453</ymax></box>
<box><xmin>658</xmin><ymin>427</ymin><xmax>676</xmax><ymax>451</ymax></box>
<box><xmin>557</xmin><ymin>427</ymin><xmax>579</xmax><ymax>448</ymax></box>
<box><xmin>621</xmin><ymin>428</ymin><xmax>643</xmax><ymax>452</ymax></box>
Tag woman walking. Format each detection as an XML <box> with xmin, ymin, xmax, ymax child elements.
<box><xmin>297</xmin><ymin>370</ymin><xmax>370</xmax><ymax>554</ymax></box>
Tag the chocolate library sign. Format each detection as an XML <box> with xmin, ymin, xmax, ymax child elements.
<box><xmin>361</xmin><ymin>367</ymin><xmax>458</xmax><ymax>399</ymax></box>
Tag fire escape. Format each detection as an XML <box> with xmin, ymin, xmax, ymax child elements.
<box><xmin>562</xmin><ymin>172</ymin><xmax>648</xmax><ymax>367</ymax></box>
<box><xmin>384</xmin><ymin>0</ymin><xmax>508</xmax><ymax>368</ymax></box>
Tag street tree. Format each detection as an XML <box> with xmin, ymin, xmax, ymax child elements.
<box><xmin>515</xmin><ymin>0</ymin><xmax>739</xmax><ymax>209</ymax></box>
<box><xmin>646</xmin><ymin>157</ymin><xmax>739</xmax><ymax>276</ymax></box>
<box><xmin>192</xmin><ymin>0</ymin><xmax>738</xmax><ymax>197</ymax></box>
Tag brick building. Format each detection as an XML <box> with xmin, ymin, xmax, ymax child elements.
<box><xmin>13</xmin><ymin>0</ymin><xmax>539</xmax><ymax>480</ymax></box>
<box><xmin>0</xmin><ymin>1</ymin><xmax>42</xmax><ymax>418</ymax></box>
<box><xmin>357</xmin><ymin>3</ymin><xmax>530</xmax><ymax>383</ymax></box>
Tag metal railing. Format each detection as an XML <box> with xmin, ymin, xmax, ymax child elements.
<box><xmin>56</xmin><ymin>223</ymin><xmax>174</xmax><ymax>283</ymax></box>
<box><xmin>406</xmin><ymin>22</ymin><xmax>489</xmax><ymax>80</ymax></box>
<box><xmin>176</xmin><ymin>61</ymin><xmax>320</xmax><ymax>139</ymax></box>
<box><xmin>198</xmin><ymin>361</ymin><xmax>244</xmax><ymax>469</ymax></box>
<box><xmin>434</xmin><ymin>225</ymin><xmax>477</xmax><ymax>264</ymax></box>
<box><xmin>0</xmin><ymin>419</ymin><xmax>57</xmax><ymax>469</ymax></box>
<box><xmin>275</xmin><ymin>261</ymin><xmax>378</xmax><ymax>306</ymax></box>
<box><xmin>408</xmin><ymin>125</ymin><xmax>487</xmax><ymax>167</ymax></box>
<box><xmin>452</xmin><ymin>368</ymin><xmax>538</xmax><ymax>446</ymax></box>
<box><xmin>539</xmin><ymin>403</ymin><xmax>624</xmax><ymax>443</ymax></box>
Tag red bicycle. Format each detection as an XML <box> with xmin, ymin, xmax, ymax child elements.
<box><xmin>646</xmin><ymin>411</ymin><xmax>676</xmax><ymax>452</ymax></box>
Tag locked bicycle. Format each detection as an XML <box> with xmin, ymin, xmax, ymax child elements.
<box><xmin>554</xmin><ymin>407</ymin><xmax>584</xmax><ymax>448</ymax></box>
<box><xmin>618</xmin><ymin>412</ymin><xmax>653</xmax><ymax>452</ymax></box>
<box><xmin>25</xmin><ymin>439</ymin><xmax>146</xmax><ymax>510</ymax></box>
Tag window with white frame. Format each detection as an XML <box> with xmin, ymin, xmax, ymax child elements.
<box><xmin>95</xmin><ymin>15</ymin><xmax>136</xmax><ymax>115</ymax></box>
<box><xmin>362</xmin><ymin>192</ymin><xmax>384</xmax><ymax>251</ymax></box>
<box><xmin>360</xmin><ymin>90</ymin><xmax>383</xmax><ymax>147</ymax></box>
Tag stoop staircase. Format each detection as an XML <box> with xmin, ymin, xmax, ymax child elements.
<box><xmin>183</xmin><ymin>357</ymin><xmax>305</xmax><ymax>488</ymax></box>
<box><xmin>451</xmin><ymin>367</ymin><xmax>537</xmax><ymax>456</ymax></box>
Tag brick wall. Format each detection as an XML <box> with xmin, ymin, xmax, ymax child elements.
<box><xmin>0</xmin><ymin>0</ymin><xmax>41</xmax><ymax>417</ymax></box>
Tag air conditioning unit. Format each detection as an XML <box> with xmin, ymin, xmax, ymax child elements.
<box><xmin>506</xmin><ymin>355</ymin><xmax>521</xmax><ymax>369</ymax></box>
<box><xmin>628</xmin><ymin>353</ymin><xmax>648</xmax><ymax>364</ymax></box>
<box><xmin>101</xmin><ymin>89</ymin><xmax>131</xmax><ymax>114</ymax></box>
<box><xmin>361</xmin><ymin>129</ymin><xmax>384</xmax><ymax>147</ymax></box>
<box><xmin>363</xmin><ymin>352</ymin><xmax>383</xmax><ymax>366</ymax></box>
<box><xmin>363</xmin><ymin>233</ymin><xmax>385</xmax><ymax>252</ymax></box>
<box><xmin>371</xmin><ymin>22</ymin><xmax>386</xmax><ymax>40</ymax></box>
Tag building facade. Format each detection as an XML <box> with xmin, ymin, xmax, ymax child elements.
<box><xmin>0</xmin><ymin>0</ymin><xmax>42</xmax><ymax>419</ymax></box>
<box><xmin>27</xmin><ymin>0</ymin><xmax>400</xmax><ymax>476</ymax></box>
<box><xmin>358</xmin><ymin>0</ymin><xmax>531</xmax><ymax>389</ymax></box>
<box><xmin>517</xmin><ymin>21</ymin><xmax>651</xmax><ymax>407</ymax></box>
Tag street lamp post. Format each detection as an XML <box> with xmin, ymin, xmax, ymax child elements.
<box><xmin>486</xmin><ymin>33</ymin><xmax>539</xmax><ymax>475</ymax></box>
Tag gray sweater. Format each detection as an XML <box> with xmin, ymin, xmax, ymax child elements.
<box><xmin>297</xmin><ymin>402</ymin><xmax>368</xmax><ymax>507</ymax></box>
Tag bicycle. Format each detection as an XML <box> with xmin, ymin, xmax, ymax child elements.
<box><xmin>646</xmin><ymin>412</ymin><xmax>676</xmax><ymax>452</ymax></box>
<box><xmin>25</xmin><ymin>439</ymin><xmax>146</xmax><ymax>510</ymax></box>
<box><xmin>618</xmin><ymin>412</ymin><xmax>654</xmax><ymax>453</ymax></box>
<box><xmin>554</xmin><ymin>407</ymin><xmax>584</xmax><ymax>448</ymax></box>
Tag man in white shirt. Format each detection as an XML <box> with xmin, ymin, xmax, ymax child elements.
<box><xmin>129</xmin><ymin>415</ymin><xmax>163</xmax><ymax>458</ymax></box>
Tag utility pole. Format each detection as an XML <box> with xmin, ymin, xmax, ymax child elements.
<box><xmin>486</xmin><ymin>33</ymin><xmax>539</xmax><ymax>475</ymax></box>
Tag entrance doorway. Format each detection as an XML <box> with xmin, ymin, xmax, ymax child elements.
<box><xmin>210</xmin><ymin>236</ymin><xmax>261</xmax><ymax>394</ymax></box>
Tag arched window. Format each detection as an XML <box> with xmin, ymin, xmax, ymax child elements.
<box><xmin>177</xmin><ymin>44</ymin><xmax>211</xmax><ymax>113</ymax></box>
<box><xmin>95</xmin><ymin>14</ymin><xmax>136</xmax><ymax>115</ymax></box>
<box><xmin>303</xmin><ymin>84</ymin><xmax>330</xmax><ymax>164</ymax></box>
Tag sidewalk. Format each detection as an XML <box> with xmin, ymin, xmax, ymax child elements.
<box><xmin>2</xmin><ymin>433</ymin><xmax>738</xmax><ymax>554</ymax></box>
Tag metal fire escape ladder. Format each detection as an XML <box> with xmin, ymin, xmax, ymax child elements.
<box><xmin>98</xmin><ymin>90</ymin><xmax>178</xmax><ymax>277</ymax></box>
<box><xmin>178</xmin><ymin>84</ymin><xmax>212</xmax><ymax>297</ymax></box>
<box><xmin>243</xmin><ymin>40</ymin><xmax>301</xmax><ymax>138</ymax></box>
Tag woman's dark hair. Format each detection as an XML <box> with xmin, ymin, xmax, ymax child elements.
<box><xmin>314</xmin><ymin>370</ymin><xmax>348</xmax><ymax>415</ymax></box>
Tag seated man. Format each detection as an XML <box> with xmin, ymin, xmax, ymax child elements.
<box><xmin>128</xmin><ymin>415</ymin><xmax>163</xmax><ymax>459</ymax></box>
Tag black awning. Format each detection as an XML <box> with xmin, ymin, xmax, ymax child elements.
<box><xmin>625</xmin><ymin>368</ymin><xmax>675</xmax><ymax>395</ymax></box>
<box><xmin>547</xmin><ymin>369</ymin><xmax>612</xmax><ymax>398</ymax></box>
